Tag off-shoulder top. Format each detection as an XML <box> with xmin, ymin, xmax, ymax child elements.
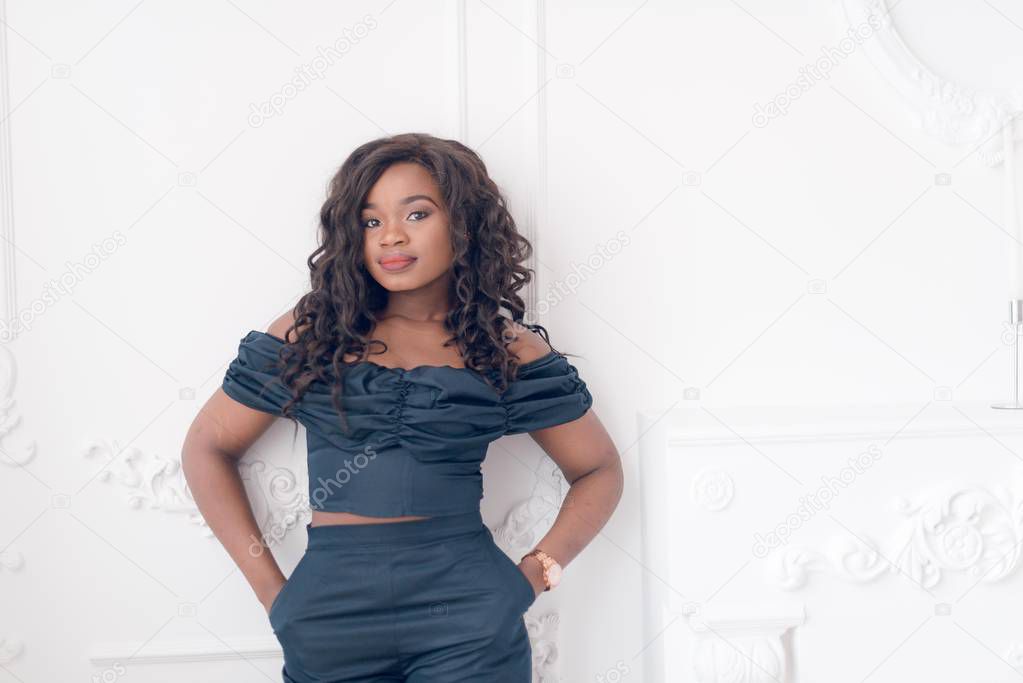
<box><xmin>221</xmin><ymin>330</ymin><xmax>593</xmax><ymax>517</ymax></box>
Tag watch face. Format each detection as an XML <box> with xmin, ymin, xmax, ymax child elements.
<box><xmin>547</xmin><ymin>562</ymin><xmax>563</xmax><ymax>587</ymax></box>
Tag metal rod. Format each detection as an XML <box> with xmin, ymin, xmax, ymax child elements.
<box><xmin>993</xmin><ymin>299</ymin><xmax>1023</xmax><ymax>409</ymax></box>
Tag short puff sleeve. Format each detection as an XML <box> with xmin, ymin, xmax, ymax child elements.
<box><xmin>502</xmin><ymin>352</ymin><xmax>593</xmax><ymax>435</ymax></box>
<box><xmin>221</xmin><ymin>331</ymin><xmax>293</xmax><ymax>416</ymax></box>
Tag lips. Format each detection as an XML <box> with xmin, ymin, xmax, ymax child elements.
<box><xmin>379</xmin><ymin>252</ymin><xmax>418</xmax><ymax>272</ymax></box>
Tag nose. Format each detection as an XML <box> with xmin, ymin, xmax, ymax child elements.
<box><xmin>377</xmin><ymin>220</ymin><xmax>408</xmax><ymax>247</ymax></box>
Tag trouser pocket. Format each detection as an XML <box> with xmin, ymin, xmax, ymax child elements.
<box><xmin>268</xmin><ymin>551</ymin><xmax>320</xmax><ymax>633</ymax></box>
<box><xmin>482</xmin><ymin>532</ymin><xmax>537</xmax><ymax>614</ymax></box>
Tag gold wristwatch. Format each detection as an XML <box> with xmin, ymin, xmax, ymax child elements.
<box><xmin>521</xmin><ymin>548</ymin><xmax>562</xmax><ymax>591</ymax></box>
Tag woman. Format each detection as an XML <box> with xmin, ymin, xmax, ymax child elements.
<box><xmin>182</xmin><ymin>133</ymin><xmax>622</xmax><ymax>682</ymax></box>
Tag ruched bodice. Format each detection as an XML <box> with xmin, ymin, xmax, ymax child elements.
<box><xmin>221</xmin><ymin>330</ymin><xmax>593</xmax><ymax>516</ymax></box>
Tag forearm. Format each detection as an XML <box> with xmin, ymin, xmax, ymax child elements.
<box><xmin>531</xmin><ymin>456</ymin><xmax>624</xmax><ymax>570</ymax></box>
<box><xmin>181</xmin><ymin>444</ymin><xmax>285</xmax><ymax>604</ymax></box>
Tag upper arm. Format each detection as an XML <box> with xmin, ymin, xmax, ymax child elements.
<box><xmin>528</xmin><ymin>409</ymin><xmax>617</xmax><ymax>485</ymax></box>
<box><xmin>185</xmin><ymin>388</ymin><xmax>277</xmax><ymax>460</ymax></box>
<box><xmin>186</xmin><ymin>312</ymin><xmax>301</xmax><ymax>460</ymax></box>
<box><xmin>497</xmin><ymin>319</ymin><xmax>616</xmax><ymax>481</ymax></box>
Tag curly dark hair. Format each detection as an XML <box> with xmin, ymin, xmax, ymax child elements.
<box><xmin>269</xmin><ymin>132</ymin><xmax>566</xmax><ymax>434</ymax></box>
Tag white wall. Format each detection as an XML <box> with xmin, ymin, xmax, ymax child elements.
<box><xmin>643</xmin><ymin>1</ymin><xmax>1023</xmax><ymax>681</ymax></box>
<box><xmin>668</xmin><ymin>0</ymin><xmax>1021</xmax><ymax>409</ymax></box>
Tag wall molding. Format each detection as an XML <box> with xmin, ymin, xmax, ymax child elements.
<box><xmin>16</xmin><ymin>0</ymin><xmax>561</xmax><ymax>677</ymax></box>
<box><xmin>691</xmin><ymin>467</ymin><xmax>735</xmax><ymax>512</ymax></box>
<box><xmin>640</xmin><ymin>402</ymin><xmax>1023</xmax><ymax>682</ymax></box>
<box><xmin>0</xmin><ymin>0</ymin><xmax>28</xmax><ymax>665</ymax></box>
<box><xmin>89</xmin><ymin>636</ymin><xmax>282</xmax><ymax>666</ymax></box>
<box><xmin>0</xmin><ymin>0</ymin><xmax>15</xmax><ymax>326</ymax></box>
<box><xmin>664</xmin><ymin>400</ymin><xmax>1023</xmax><ymax>447</ymax></box>
<box><xmin>0</xmin><ymin>0</ymin><xmax>33</xmax><ymax>468</ymax></box>
<box><xmin>773</xmin><ymin>478</ymin><xmax>1023</xmax><ymax>590</ymax></box>
<box><xmin>81</xmin><ymin>439</ymin><xmax>310</xmax><ymax>540</ymax></box>
<box><xmin>682</xmin><ymin>602</ymin><xmax>805</xmax><ymax>683</ymax></box>
<box><xmin>840</xmin><ymin>0</ymin><xmax>1023</xmax><ymax>165</ymax></box>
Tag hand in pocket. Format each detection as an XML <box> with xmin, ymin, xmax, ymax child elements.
<box><xmin>263</xmin><ymin>578</ymin><xmax>287</xmax><ymax>616</ymax></box>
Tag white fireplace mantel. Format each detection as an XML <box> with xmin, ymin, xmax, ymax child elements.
<box><xmin>639</xmin><ymin>400</ymin><xmax>1023</xmax><ymax>683</ymax></box>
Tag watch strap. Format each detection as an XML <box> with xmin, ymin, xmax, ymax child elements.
<box><xmin>523</xmin><ymin>548</ymin><xmax>557</xmax><ymax>591</ymax></box>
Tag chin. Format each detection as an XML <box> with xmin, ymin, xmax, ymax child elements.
<box><xmin>381</xmin><ymin>282</ymin><xmax>421</xmax><ymax>292</ymax></box>
<box><xmin>373</xmin><ymin>272</ymin><xmax>424</xmax><ymax>290</ymax></box>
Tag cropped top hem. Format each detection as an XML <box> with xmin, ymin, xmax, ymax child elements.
<box><xmin>308</xmin><ymin>501</ymin><xmax>483</xmax><ymax>517</ymax></box>
<box><xmin>222</xmin><ymin>329</ymin><xmax>594</xmax><ymax>516</ymax></box>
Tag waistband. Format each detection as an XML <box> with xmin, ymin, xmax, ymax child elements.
<box><xmin>305</xmin><ymin>510</ymin><xmax>485</xmax><ymax>550</ymax></box>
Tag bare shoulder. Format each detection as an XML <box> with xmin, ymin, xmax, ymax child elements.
<box><xmin>501</xmin><ymin>318</ymin><xmax>555</xmax><ymax>365</ymax></box>
<box><xmin>267</xmin><ymin>308</ymin><xmax>305</xmax><ymax>342</ymax></box>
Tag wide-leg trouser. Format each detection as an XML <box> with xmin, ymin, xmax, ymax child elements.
<box><xmin>267</xmin><ymin>510</ymin><xmax>537</xmax><ymax>682</ymax></box>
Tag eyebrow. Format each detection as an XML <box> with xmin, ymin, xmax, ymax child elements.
<box><xmin>362</xmin><ymin>195</ymin><xmax>439</xmax><ymax>211</ymax></box>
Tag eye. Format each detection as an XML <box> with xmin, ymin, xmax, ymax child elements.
<box><xmin>362</xmin><ymin>210</ymin><xmax>430</xmax><ymax>229</ymax></box>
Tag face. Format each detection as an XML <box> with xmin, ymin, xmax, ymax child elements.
<box><xmin>360</xmin><ymin>162</ymin><xmax>454</xmax><ymax>292</ymax></box>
